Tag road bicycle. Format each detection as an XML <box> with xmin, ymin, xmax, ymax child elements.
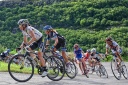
<box><xmin>54</xmin><ymin>51</ymin><xmax>77</xmax><ymax>79</ymax></box>
<box><xmin>110</xmin><ymin>54</ymin><xmax>128</xmax><ymax>80</ymax></box>
<box><xmin>8</xmin><ymin>39</ymin><xmax>65</xmax><ymax>82</ymax></box>
<box><xmin>86</xmin><ymin>54</ymin><xmax>108</xmax><ymax>78</ymax></box>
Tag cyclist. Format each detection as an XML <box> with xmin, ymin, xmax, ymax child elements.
<box><xmin>83</xmin><ymin>49</ymin><xmax>91</xmax><ymax>61</ymax></box>
<box><xmin>89</xmin><ymin>48</ymin><xmax>102</xmax><ymax>71</ymax></box>
<box><xmin>0</xmin><ymin>49</ymin><xmax>10</xmax><ymax>61</ymax></box>
<box><xmin>74</xmin><ymin>44</ymin><xmax>88</xmax><ymax>75</ymax></box>
<box><xmin>43</xmin><ymin>25</ymin><xmax>70</xmax><ymax>71</ymax></box>
<box><xmin>17</xmin><ymin>19</ymin><xmax>47</xmax><ymax>77</ymax></box>
<box><xmin>105</xmin><ymin>37</ymin><xmax>123</xmax><ymax>64</ymax></box>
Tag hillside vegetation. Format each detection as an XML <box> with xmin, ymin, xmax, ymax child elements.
<box><xmin>0</xmin><ymin>0</ymin><xmax>128</xmax><ymax>59</ymax></box>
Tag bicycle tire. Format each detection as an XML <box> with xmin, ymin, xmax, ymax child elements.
<box><xmin>65</xmin><ymin>60</ymin><xmax>77</xmax><ymax>79</ymax></box>
<box><xmin>100</xmin><ymin>65</ymin><xmax>108</xmax><ymax>78</ymax></box>
<box><xmin>8</xmin><ymin>54</ymin><xmax>34</xmax><ymax>82</ymax></box>
<box><xmin>121</xmin><ymin>65</ymin><xmax>128</xmax><ymax>79</ymax></box>
<box><xmin>46</xmin><ymin>56</ymin><xmax>65</xmax><ymax>81</ymax></box>
<box><xmin>111</xmin><ymin>59</ymin><xmax>121</xmax><ymax>80</ymax></box>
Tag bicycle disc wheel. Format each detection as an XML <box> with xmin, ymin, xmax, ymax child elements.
<box><xmin>121</xmin><ymin>65</ymin><xmax>128</xmax><ymax>79</ymax></box>
<box><xmin>8</xmin><ymin>54</ymin><xmax>34</xmax><ymax>82</ymax></box>
<box><xmin>65</xmin><ymin>60</ymin><xmax>77</xmax><ymax>79</ymax></box>
<box><xmin>46</xmin><ymin>56</ymin><xmax>65</xmax><ymax>81</ymax></box>
<box><xmin>111</xmin><ymin>59</ymin><xmax>121</xmax><ymax>80</ymax></box>
<box><xmin>100</xmin><ymin>65</ymin><xmax>108</xmax><ymax>78</ymax></box>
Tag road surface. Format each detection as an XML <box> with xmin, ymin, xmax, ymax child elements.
<box><xmin>0</xmin><ymin>62</ymin><xmax>128</xmax><ymax>85</ymax></box>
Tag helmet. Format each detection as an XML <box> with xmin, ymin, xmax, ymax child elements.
<box><xmin>106</xmin><ymin>37</ymin><xmax>112</xmax><ymax>41</ymax></box>
<box><xmin>17</xmin><ymin>19</ymin><xmax>29</xmax><ymax>25</ymax></box>
<box><xmin>43</xmin><ymin>25</ymin><xmax>52</xmax><ymax>31</ymax></box>
<box><xmin>7</xmin><ymin>49</ymin><xmax>10</xmax><ymax>53</ymax></box>
<box><xmin>91</xmin><ymin>48</ymin><xmax>96</xmax><ymax>53</ymax></box>
<box><xmin>86</xmin><ymin>49</ymin><xmax>91</xmax><ymax>53</ymax></box>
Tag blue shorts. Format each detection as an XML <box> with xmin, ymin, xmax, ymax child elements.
<box><xmin>76</xmin><ymin>56</ymin><xmax>82</xmax><ymax>60</ymax></box>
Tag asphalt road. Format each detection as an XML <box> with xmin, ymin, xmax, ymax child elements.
<box><xmin>0</xmin><ymin>62</ymin><xmax>128</xmax><ymax>85</ymax></box>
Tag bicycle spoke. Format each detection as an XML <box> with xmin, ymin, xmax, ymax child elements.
<box><xmin>121</xmin><ymin>65</ymin><xmax>128</xmax><ymax>79</ymax></box>
<box><xmin>8</xmin><ymin>55</ymin><xmax>34</xmax><ymax>82</ymax></box>
<box><xmin>111</xmin><ymin>59</ymin><xmax>121</xmax><ymax>80</ymax></box>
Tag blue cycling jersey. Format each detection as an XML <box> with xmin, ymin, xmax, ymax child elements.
<box><xmin>74</xmin><ymin>48</ymin><xmax>82</xmax><ymax>58</ymax></box>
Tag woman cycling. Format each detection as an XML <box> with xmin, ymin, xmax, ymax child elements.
<box><xmin>105</xmin><ymin>37</ymin><xmax>123</xmax><ymax>64</ymax></box>
<box><xmin>43</xmin><ymin>25</ymin><xmax>70</xmax><ymax>71</ymax></box>
<box><xmin>74</xmin><ymin>44</ymin><xmax>88</xmax><ymax>75</ymax></box>
<box><xmin>18</xmin><ymin>19</ymin><xmax>47</xmax><ymax>77</ymax></box>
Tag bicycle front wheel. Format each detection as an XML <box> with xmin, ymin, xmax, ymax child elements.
<box><xmin>111</xmin><ymin>59</ymin><xmax>121</xmax><ymax>80</ymax></box>
<box><xmin>99</xmin><ymin>65</ymin><xmax>108</xmax><ymax>78</ymax></box>
<box><xmin>46</xmin><ymin>56</ymin><xmax>65</xmax><ymax>81</ymax></box>
<box><xmin>65</xmin><ymin>60</ymin><xmax>77</xmax><ymax>79</ymax></box>
<box><xmin>8</xmin><ymin>54</ymin><xmax>34</xmax><ymax>82</ymax></box>
<box><xmin>121</xmin><ymin>65</ymin><xmax>128</xmax><ymax>79</ymax></box>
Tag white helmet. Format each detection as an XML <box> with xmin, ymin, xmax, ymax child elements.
<box><xmin>91</xmin><ymin>48</ymin><xmax>96</xmax><ymax>53</ymax></box>
<box><xmin>17</xmin><ymin>19</ymin><xmax>29</xmax><ymax>25</ymax></box>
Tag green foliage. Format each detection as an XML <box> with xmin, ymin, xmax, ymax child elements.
<box><xmin>0</xmin><ymin>0</ymin><xmax>128</xmax><ymax>60</ymax></box>
<box><xmin>56</xmin><ymin>27</ymin><xmax>128</xmax><ymax>58</ymax></box>
<box><xmin>0</xmin><ymin>0</ymin><xmax>128</xmax><ymax>30</ymax></box>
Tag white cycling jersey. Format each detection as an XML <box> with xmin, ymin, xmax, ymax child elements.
<box><xmin>22</xmin><ymin>26</ymin><xmax>42</xmax><ymax>40</ymax></box>
<box><xmin>106</xmin><ymin>41</ymin><xmax>121</xmax><ymax>54</ymax></box>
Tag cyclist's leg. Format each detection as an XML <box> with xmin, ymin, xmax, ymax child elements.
<box><xmin>80</xmin><ymin>58</ymin><xmax>88</xmax><ymax>74</ymax></box>
<box><xmin>55</xmin><ymin>42</ymin><xmax>69</xmax><ymax>63</ymax></box>
<box><xmin>77</xmin><ymin>60</ymin><xmax>84</xmax><ymax>74</ymax></box>
<box><xmin>27</xmin><ymin>42</ymin><xmax>37</xmax><ymax>59</ymax></box>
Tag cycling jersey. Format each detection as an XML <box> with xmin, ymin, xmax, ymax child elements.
<box><xmin>22</xmin><ymin>26</ymin><xmax>42</xmax><ymax>40</ymax></box>
<box><xmin>90</xmin><ymin>52</ymin><xmax>100</xmax><ymax>62</ymax></box>
<box><xmin>84</xmin><ymin>53</ymin><xmax>90</xmax><ymax>60</ymax></box>
<box><xmin>74</xmin><ymin>48</ymin><xmax>83</xmax><ymax>60</ymax></box>
<box><xmin>47</xmin><ymin>31</ymin><xmax>65</xmax><ymax>42</ymax></box>
<box><xmin>90</xmin><ymin>52</ymin><xmax>100</xmax><ymax>59</ymax></box>
<box><xmin>106</xmin><ymin>41</ymin><xmax>122</xmax><ymax>54</ymax></box>
<box><xmin>47</xmin><ymin>31</ymin><xmax>66</xmax><ymax>50</ymax></box>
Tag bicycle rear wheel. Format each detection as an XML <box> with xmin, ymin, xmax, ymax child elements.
<box><xmin>65</xmin><ymin>60</ymin><xmax>77</xmax><ymax>79</ymax></box>
<box><xmin>111</xmin><ymin>59</ymin><xmax>121</xmax><ymax>80</ymax></box>
<box><xmin>121</xmin><ymin>65</ymin><xmax>128</xmax><ymax>79</ymax></box>
<box><xmin>8</xmin><ymin>54</ymin><xmax>34</xmax><ymax>82</ymax></box>
<box><xmin>46</xmin><ymin>56</ymin><xmax>65</xmax><ymax>81</ymax></box>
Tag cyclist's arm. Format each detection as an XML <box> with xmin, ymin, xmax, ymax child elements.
<box><xmin>106</xmin><ymin>48</ymin><xmax>109</xmax><ymax>54</ymax></box>
<box><xmin>98</xmin><ymin>53</ymin><xmax>103</xmax><ymax>59</ymax></box>
<box><xmin>27</xmin><ymin>30</ymin><xmax>37</xmax><ymax>45</ymax></box>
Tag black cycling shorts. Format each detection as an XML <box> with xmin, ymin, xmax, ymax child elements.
<box><xmin>29</xmin><ymin>37</ymin><xmax>42</xmax><ymax>50</ymax></box>
<box><xmin>55</xmin><ymin>40</ymin><xmax>66</xmax><ymax>50</ymax></box>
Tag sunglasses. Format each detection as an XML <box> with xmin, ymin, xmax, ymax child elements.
<box><xmin>74</xmin><ymin>46</ymin><xmax>78</xmax><ymax>49</ymax></box>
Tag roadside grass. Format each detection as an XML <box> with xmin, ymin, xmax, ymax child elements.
<box><xmin>0</xmin><ymin>61</ymin><xmax>65</xmax><ymax>76</ymax></box>
<box><xmin>0</xmin><ymin>61</ymin><xmax>38</xmax><ymax>74</ymax></box>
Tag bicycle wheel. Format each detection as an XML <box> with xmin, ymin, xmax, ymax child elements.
<box><xmin>111</xmin><ymin>59</ymin><xmax>121</xmax><ymax>80</ymax></box>
<box><xmin>8</xmin><ymin>54</ymin><xmax>34</xmax><ymax>82</ymax></box>
<box><xmin>65</xmin><ymin>60</ymin><xmax>77</xmax><ymax>79</ymax></box>
<box><xmin>46</xmin><ymin>56</ymin><xmax>65</xmax><ymax>81</ymax></box>
<box><xmin>99</xmin><ymin>65</ymin><xmax>108</xmax><ymax>78</ymax></box>
<box><xmin>121</xmin><ymin>65</ymin><xmax>128</xmax><ymax>79</ymax></box>
<box><xmin>95</xmin><ymin>64</ymin><xmax>101</xmax><ymax>76</ymax></box>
